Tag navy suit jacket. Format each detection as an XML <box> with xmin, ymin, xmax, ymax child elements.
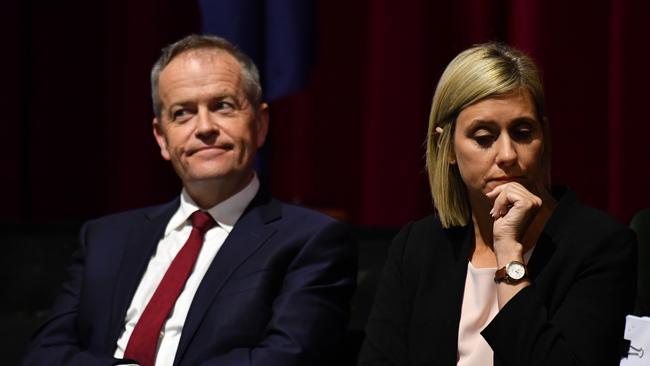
<box><xmin>25</xmin><ymin>190</ymin><xmax>357</xmax><ymax>366</ymax></box>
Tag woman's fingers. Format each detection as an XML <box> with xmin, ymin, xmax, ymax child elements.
<box><xmin>487</xmin><ymin>183</ymin><xmax>538</xmax><ymax>218</ymax></box>
<box><xmin>487</xmin><ymin>182</ymin><xmax>542</xmax><ymax>242</ymax></box>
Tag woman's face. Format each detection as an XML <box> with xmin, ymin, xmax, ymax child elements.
<box><xmin>452</xmin><ymin>88</ymin><xmax>546</xmax><ymax>205</ymax></box>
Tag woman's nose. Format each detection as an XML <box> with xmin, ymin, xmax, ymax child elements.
<box><xmin>495</xmin><ymin>135</ymin><xmax>517</xmax><ymax>167</ymax></box>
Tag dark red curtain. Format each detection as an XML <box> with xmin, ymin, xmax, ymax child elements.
<box><xmin>5</xmin><ymin>0</ymin><xmax>650</xmax><ymax>227</ymax></box>
<box><xmin>270</xmin><ymin>0</ymin><xmax>650</xmax><ymax>226</ymax></box>
<box><xmin>3</xmin><ymin>0</ymin><xmax>200</xmax><ymax>223</ymax></box>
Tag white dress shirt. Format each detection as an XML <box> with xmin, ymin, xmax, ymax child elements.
<box><xmin>113</xmin><ymin>176</ymin><xmax>259</xmax><ymax>365</ymax></box>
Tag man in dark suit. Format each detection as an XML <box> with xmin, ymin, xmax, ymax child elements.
<box><xmin>24</xmin><ymin>34</ymin><xmax>356</xmax><ymax>366</ymax></box>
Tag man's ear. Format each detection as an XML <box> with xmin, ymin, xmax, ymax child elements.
<box><xmin>153</xmin><ymin>117</ymin><xmax>171</xmax><ymax>161</ymax></box>
<box><xmin>256</xmin><ymin>103</ymin><xmax>270</xmax><ymax>148</ymax></box>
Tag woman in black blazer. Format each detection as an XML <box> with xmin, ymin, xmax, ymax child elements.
<box><xmin>358</xmin><ymin>43</ymin><xmax>637</xmax><ymax>366</ymax></box>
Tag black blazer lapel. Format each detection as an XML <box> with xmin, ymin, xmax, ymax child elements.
<box><xmin>174</xmin><ymin>191</ymin><xmax>280</xmax><ymax>364</ymax></box>
<box><xmin>422</xmin><ymin>224</ymin><xmax>473</xmax><ymax>364</ymax></box>
<box><xmin>401</xmin><ymin>219</ymin><xmax>473</xmax><ymax>364</ymax></box>
<box><xmin>527</xmin><ymin>187</ymin><xmax>576</xmax><ymax>280</ymax></box>
<box><xmin>527</xmin><ymin>232</ymin><xmax>557</xmax><ymax>281</ymax></box>
<box><xmin>107</xmin><ymin>199</ymin><xmax>179</xmax><ymax>348</ymax></box>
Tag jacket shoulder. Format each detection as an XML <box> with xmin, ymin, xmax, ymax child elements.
<box><xmin>549</xmin><ymin>191</ymin><xmax>632</xmax><ymax>241</ymax></box>
<box><xmin>393</xmin><ymin>214</ymin><xmax>466</xmax><ymax>252</ymax></box>
<box><xmin>275</xmin><ymin>200</ymin><xmax>343</xmax><ymax>228</ymax></box>
<box><xmin>83</xmin><ymin>199</ymin><xmax>178</xmax><ymax>231</ymax></box>
<box><xmin>390</xmin><ymin>215</ymin><xmax>450</xmax><ymax>264</ymax></box>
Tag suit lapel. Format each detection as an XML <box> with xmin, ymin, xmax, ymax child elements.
<box><xmin>174</xmin><ymin>192</ymin><xmax>279</xmax><ymax>365</ymax></box>
<box><xmin>434</xmin><ymin>225</ymin><xmax>473</xmax><ymax>363</ymax></box>
<box><xmin>527</xmin><ymin>231</ymin><xmax>557</xmax><ymax>280</ymax></box>
<box><xmin>107</xmin><ymin>199</ymin><xmax>179</xmax><ymax>347</ymax></box>
<box><xmin>411</xmin><ymin>222</ymin><xmax>473</xmax><ymax>364</ymax></box>
<box><xmin>528</xmin><ymin>187</ymin><xmax>574</xmax><ymax>280</ymax></box>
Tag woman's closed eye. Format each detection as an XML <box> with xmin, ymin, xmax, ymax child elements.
<box><xmin>510</xmin><ymin>123</ymin><xmax>536</xmax><ymax>143</ymax></box>
<box><xmin>473</xmin><ymin>130</ymin><xmax>496</xmax><ymax>148</ymax></box>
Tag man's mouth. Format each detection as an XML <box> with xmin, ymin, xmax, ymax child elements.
<box><xmin>189</xmin><ymin>145</ymin><xmax>233</xmax><ymax>156</ymax></box>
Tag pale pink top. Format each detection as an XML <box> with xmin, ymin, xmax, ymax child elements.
<box><xmin>457</xmin><ymin>251</ymin><xmax>533</xmax><ymax>366</ymax></box>
<box><xmin>456</xmin><ymin>261</ymin><xmax>499</xmax><ymax>366</ymax></box>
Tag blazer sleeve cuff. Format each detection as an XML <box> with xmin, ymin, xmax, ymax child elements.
<box><xmin>481</xmin><ymin>285</ymin><xmax>549</xmax><ymax>363</ymax></box>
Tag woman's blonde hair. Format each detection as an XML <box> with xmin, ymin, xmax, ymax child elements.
<box><xmin>426</xmin><ymin>42</ymin><xmax>548</xmax><ymax>228</ymax></box>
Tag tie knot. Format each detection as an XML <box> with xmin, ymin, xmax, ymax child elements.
<box><xmin>190</xmin><ymin>211</ymin><xmax>216</xmax><ymax>234</ymax></box>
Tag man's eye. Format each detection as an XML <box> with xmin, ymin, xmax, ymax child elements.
<box><xmin>213</xmin><ymin>101</ymin><xmax>235</xmax><ymax>111</ymax></box>
<box><xmin>172</xmin><ymin>109</ymin><xmax>192</xmax><ymax>120</ymax></box>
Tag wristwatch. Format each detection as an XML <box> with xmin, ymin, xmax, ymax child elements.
<box><xmin>494</xmin><ymin>261</ymin><xmax>529</xmax><ymax>284</ymax></box>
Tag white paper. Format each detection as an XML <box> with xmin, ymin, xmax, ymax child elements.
<box><xmin>620</xmin><ymin>315</ymin><xmax>650</xmax><ymax>366</ymax></box>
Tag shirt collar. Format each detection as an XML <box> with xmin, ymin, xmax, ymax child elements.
<box><xmin>165</xmin><ymin>175</ymin><xmax>260</xmax><ymax>235</ymax></box>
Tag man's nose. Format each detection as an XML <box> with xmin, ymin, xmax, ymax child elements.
<box><xmin>195</xmin><ymin>108</ymin><xmax>218</xmax><ymax>137</ymax></box>
<box><xmin>495</xmin><ymin>135</ymin><xmax>517</xmax><ymax>167</ymax></box>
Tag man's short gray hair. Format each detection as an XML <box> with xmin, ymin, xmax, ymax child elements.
<box><xmin>151</xmin><ymin>34</ymin><xmax>263</xmax><ymax>118</ymax></box>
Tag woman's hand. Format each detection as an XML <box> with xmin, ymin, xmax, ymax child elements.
<box><xmin>486</xmin><ymin>182</ymin><xmax>542</xmax><ymax>258</ymax></box>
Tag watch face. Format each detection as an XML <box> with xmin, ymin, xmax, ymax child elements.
<box><xmin>506</xmin><ymin>262</ymin><xmax>526</xmax><ymax>280</ymax></box>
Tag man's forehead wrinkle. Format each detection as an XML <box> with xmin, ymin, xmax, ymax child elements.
<box><xmin>175</xmin><ymin>49</ymin><xmax>242</xmax><ymax>74</ymax></box>
<box><xmin>159</xmin><ymin>51</ymin><xmax>247</xmax><ymax>107</ymax></box>
<box><xmin>165</xmin><ymin>56</ymin><xmax>241</xmax><ymax>83</ymax></box>
<box><xmin>159</xmin><ymin>50</ymin><xmax>251</xmax><ymax>115</ymax></box>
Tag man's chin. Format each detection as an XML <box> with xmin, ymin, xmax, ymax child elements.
<box><xmin>182</xmin><ymin>169</ymin><xmax>253</xmax><ymax>187</ymax></box>
<box><xmin>184</xmin><ymin>173</ymin><xmax>231</xmax><ymax>184</ymax></box>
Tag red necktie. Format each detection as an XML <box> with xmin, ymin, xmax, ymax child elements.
<box><xmin>124</xmin><ymin>210</ymin><xmax>216</xmax><ymax>366</ymax></box>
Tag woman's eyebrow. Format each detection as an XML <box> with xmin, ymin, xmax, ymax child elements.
<box><xmin>466</xmin><ymin>119</ymin><xmax>497</xmax><ymax>129</ymax></box>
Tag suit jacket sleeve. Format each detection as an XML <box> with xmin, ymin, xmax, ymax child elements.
<box><xmin>195</xmin><ymin>220</ymin><xmax>358</xmax><ymax>366</ymax></box>
<box><xmin>482</xmin><ymin>225</ymin><xmax>638</xmax><ymax>366</ymax></box>
<box><xmin>23</xmin><ymin>222</ymin><xmax>122</xmax><ymax>366</ymax></box>
<box><xmin>357</xmin><ymin>223</ymin><xmax>412</xmax><ymax>366</ymax></box>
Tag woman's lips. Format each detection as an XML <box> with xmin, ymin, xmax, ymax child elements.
<box><xmin>490</xmin><ymin>176</ymin><xmax>524</xmax><ymax>183</ymax></box>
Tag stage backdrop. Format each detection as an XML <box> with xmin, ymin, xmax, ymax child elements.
<box><xmin>4</xmin><ymin>0</ymin><xmax>650</xmax><ymax>227</ymax></box>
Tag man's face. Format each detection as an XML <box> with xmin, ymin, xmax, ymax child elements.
<box><xmin>153</xmin><ymin>50</ymin><xmax>268</xmax><ymax>191</ymax></box>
